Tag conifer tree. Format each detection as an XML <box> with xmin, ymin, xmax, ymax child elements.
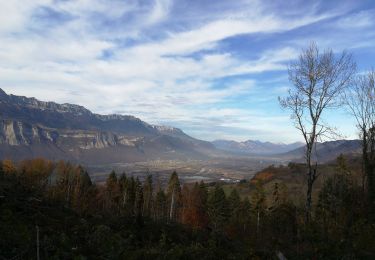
<box><xmin>135</xmin><ymin>177</ymin><xmax>144</xmax><ymax>218</ymax></box>
<box><xmin>155</xmin><ymin>188</ymin><xmax>167</xmax><ymax>221</ymax></box>
<box><xmin>207</xmin><ymin>184</ymin><xmax>228</xmax><ymax>231</ymax></box>
<box><xmin>199</xmin><ymin>180</ymin><xmax>208</xmax><ymax>206</ymax></box>
<box><xmin>228</xmin><ymin>188</ymin><xmax>241</xmax><ymax>215</ymax></box>
<box><xmin>143</xmin><ymin>174</ymin><xmax>153</xmax><ymax>217</ymax></box>
<box><xmin>251</xmin><ymin>181</ymin><xmax>267</xmax><ymax>236</ymax></box>
<box><xmin>105</xmin><ymin>170</ymin><xmax>120</xmax><ymax>212</ymax></box>
<box><xmin>167</xmin><ymin>171</ymin><xmax>181</xmax><ymax>221</ymax></box>
<box><xmin>126</xmin><ymin>176</ymin><xmax>136</xmax><ymax>215</ymax></box>
<box><xmin>118</xmin><ymin>173</ymin><xmax>127</xmax><ymax>208</ymax></box>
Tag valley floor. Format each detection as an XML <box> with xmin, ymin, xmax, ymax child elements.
<box><xmin>87</xmin><ymin>157</ymin><xmax>282</xmax><ymax>185</ymax></box>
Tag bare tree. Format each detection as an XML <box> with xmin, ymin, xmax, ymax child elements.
<box><xmin>344</xmin><ymin>70</ymin><xmax>375</xmax><ymax>206</ymax></box>
<box><xmin>279</xmin><ymin>43</ymin><xmax>356</xmax><ymax>222</ymax></box>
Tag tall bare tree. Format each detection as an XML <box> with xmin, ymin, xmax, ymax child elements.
<box><xmin>344</xmin><ymin>70</ymin><xmax>375</xmax><ymax>209</ymax></box>
<box><xmin>279</xmin><ymin>43</ymin><xmax>356</xmax><ymax>222</ymax></box>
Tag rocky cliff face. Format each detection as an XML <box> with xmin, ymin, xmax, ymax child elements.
<box><xmin>0</xmin><ymin>119</ymin><xmax>142</xmax><ymax>150</ymax></box>
<box><xmin>0</xmin><ymin>88</ymin><xmax>219</xmax><ymax>163</ymax></box>
<box><xmin>0</xmin><ymin>120</ymin><xmax>57</xmax><ymax>146</ymax></box>
<box><xmin>0</xmin><ymin>88</ymin><xmax>157</xmax><ymax>136</ymax></box>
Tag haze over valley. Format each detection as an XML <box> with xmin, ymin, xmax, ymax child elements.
<box><xmin>0</xmin><ymin>88</ymin><xmax>288</xmax><ymax>182</ymax></box>
<box><xmin>0</xmin><ymin>88</ymin><xmax>361</xmax><ymax>184</ymax></box>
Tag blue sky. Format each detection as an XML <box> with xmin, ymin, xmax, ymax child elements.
<box><xmin>0</xmin><ymin>0</ymin><xmax>374</xmax><ymax>142</ymax></box>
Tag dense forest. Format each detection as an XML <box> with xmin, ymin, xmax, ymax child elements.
<box><xmin>1</xmin><ymin>156</ymin><xmax>375</xmax><ymax>259</ymax></box>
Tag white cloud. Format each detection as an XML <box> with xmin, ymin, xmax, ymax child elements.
<box><xmin>0</xmin><ymin>0</ymin><xmax>364</xmax><ymax>142</ymax></box>
<box><xmin>336</xmin><ymin>10</ymin><xmax>375</xmax><ymax>29</ymax></box>
<box><xmin>0</xmin><ymin>1</ymin><xmax>52</xmax><ymax>33</ymax></box>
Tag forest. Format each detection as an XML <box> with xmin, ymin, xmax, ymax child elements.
<box><xmin>1</xmin><ymin>155</ymin><xmax>375</xmax><ymax>259</ymax></box>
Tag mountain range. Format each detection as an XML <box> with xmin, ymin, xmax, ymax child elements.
<box><xmin>0</xmin><ymin>88</ymin><xmax>361</xmax><ymax>165</ymax></box>
<box><xmin>0</xmin><ymin>88</ymin><xmax>220</xmax><ymax>163</ymax></box>
<box><xmin>212</xmin><ymin>139</ymin><xmax>304</xmax><ymax>155</ymax></box>
<box><xmin>279</xmin><ymin>139</ymin><xmax>362</xmax><ymax>163</ymax></box>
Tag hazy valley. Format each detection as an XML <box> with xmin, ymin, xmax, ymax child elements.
<box><xmin>0</xmin><ymin>88</ymin><xmax>360</xmax><ymax>184</ymax></box>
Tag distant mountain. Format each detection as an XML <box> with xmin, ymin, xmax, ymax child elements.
<box><xmin>0</xmin><ymin>88</ymin><xmax>222</xmax><ymax>163</ymax></box>
<box><xmin>279</xmin><ymin>139</ymin><xmax>362</xmax><ymax>162</ymax></box>
<box><xmin>212</xmin><ymin>139</ymin><xmax>304</xmax><ymax>155</ymax></box>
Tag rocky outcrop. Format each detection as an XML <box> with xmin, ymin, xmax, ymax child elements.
<box><xmin>0</xmin><ymin>88</ymin><xmax>222</xmax><ymax>163</ymax></box>
<box><xmin>0</xmin><ymin>119</ymin><xmax>142</xmax><ymax>151</ymax></box>
<box><xmin>0</xmin><ymin>120</ymin><xmax>57</xmax><ymax>146</ymax></box>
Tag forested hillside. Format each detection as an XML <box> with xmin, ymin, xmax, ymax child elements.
<box><xmin>1</xmin><ymin>157</ymin><xmax>375</xmax><ymax>259</ymax></box>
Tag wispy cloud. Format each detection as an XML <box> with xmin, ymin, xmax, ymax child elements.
<box><xmin>0</xmin><ymin>0</ymin><xmax>373</xmax><ymax>142</ymax></box>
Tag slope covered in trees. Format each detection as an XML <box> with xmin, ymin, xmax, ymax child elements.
<box><xmin>1</xmin><ymin>157</ymin><xmax>375</xmax><ymax>259</ymax></box>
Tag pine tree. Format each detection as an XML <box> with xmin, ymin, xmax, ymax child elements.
<box><xmin>199</xmin><ymin>180</ymin><xmax>208</xmax><ymax>206</ymax></box>
<box><xmin>167</xmin><ymin>171</ymin><xmax>181</xmax><ymax>221</ymax></box>
<box><xmin>226</xmin><ymin>188</ymin><xmax>242</xmax><ymax>237</ymax></box>
<box><xmin>155</xmin><ymin>188</ymin><xmax>167</xmax><ymax>221</ymax></box>
<box><xmin>228</xmin><ymin>188</ymin><xmax>241</xmax><ymax>215</ymax></box>
<box><xmin>251</xmin><ymin>180</ymin><xmax>266</xmax><ymax>237</ymax></box>
<box><xmin>105</xmin><ymin>170</ymin><xmax>120</xmax><ymax>212</ymax></box>
<box><xmin>118</xmin><ymin>173</ymin><xmax>127</xmax><ymax>208</ymax></box>
<box><xmin>126</xmin><ymin>176</ymin><xmax>136</xmax><ymax>215</ymax></box>
<box><xmin>135</xmin><ymin>178</ymin><xmax>144</xmax><ymax>219</ymax></box>
<box><xmin>143</xmin><ymin>174</ymin><xmax>153</xmax><ymax>217</ymax></box>
<box><xmin>207</xmin><ymin>184</ymin><xmax>228</xmax><ymax>231</ymax></box>
<box><xmin>238</xmin><ymin>197</ymin><xmax>252</xmax><ymax>233</ymax></box>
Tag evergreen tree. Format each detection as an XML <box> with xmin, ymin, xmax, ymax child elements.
<box><xmin>167</xmin><ymin>171</ymin><xmax>181</xmax><ymax>221</ymax></box>
<box><xmin>118</xmin><ymin>172</ymin><xmax>127</xmax><ymax>208</ymax></box>
<box><xmin>251</xmin><ymin>181</ymin><xmax>267</xmax><ymax>237</ymax></box>
<box><xmin>105</xmin><ymin>170</ymin><xmax>120</xmax><ymax>212</ymax></box>
<box><xmin>135</xmin><ymin>178</ymin><xmax>144</xmax><ymax>219</ymax></box>
<box><xmin>155</xmin><ymin>188</ymin><xmax>167</xmax><ymax>221</ymax></box>
<box><xmin>226</xmin><ymin>188</ymin><xmax>242</xmax><ymax>237</ymax></box>
<box><xmin>228</xmin><ymin>188</ymin><xmax>241</xmax><ymax>215</ymax></box>
<box><xmin>199</xmin><ymin>180</ymin><xmax>208</xmax><ymax>206</ymax></box>
<box><xmin>238</xmin><ymin>197</ymin><xmax>252</xmax><ymax>233</ymax></box>
<box><xmin>124</xmin><ymin>176</ymin><xmax>136</xmax><ymax>215</ymax></box>
<box><xmin>143</xmin><ymin>174</ymin><xmax>153</xmax><ymax>217</ymax></box>
<box><xmin>207</xmin><ymin>184</ymin><xmax>229</xmax><ymax>231</ymax></box>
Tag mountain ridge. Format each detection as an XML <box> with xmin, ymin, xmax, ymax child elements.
<box><xmin>0</xmin><ymin>88</ymin><xmax>361</xmax><ymax>164</ymax></box>
<box><xmin>278</xmin><ymin>139</ymin><xmax>362</xmax><ymax>162</ymax></box>
<box><xmin>0</xmin><ymin>88</ymin><xmax>220</xmax><ymax>163</ymax></box>
<box><xmin>212</xmin><ymin>139</ymin><xmax>304</xmax><ymax>155</ymax></box>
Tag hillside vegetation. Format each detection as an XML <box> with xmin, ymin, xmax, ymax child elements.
<box><xmin>1</xmin><ymin>157</ymin><xmax>375</xmax><ymax>259</ymax></box>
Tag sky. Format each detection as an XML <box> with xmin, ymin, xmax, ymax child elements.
<box><xmin>0</xmin><ymin>0</ymin><xmax>374</xmax><ymax>143</ymax></box>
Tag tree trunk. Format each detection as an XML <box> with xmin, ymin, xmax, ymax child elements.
<box><xmin>169</xmin><ymin>190</ymin><xmax>175</xmax><ymax>221</ymax></box>
<box><xmin>305</xmin><ymin>173</ymin><xmax>313</xmax><ymax>223</ymax></box>
<box><xmin>362</xmin><ymin>133</ymin><xmax>368</xmax><ymax>194</ymax></box>
<box><xmin>256</xmin><ymin>210</ymin><xmax>260</xmax><ymax>236</ymax></box>
<box><xmin>305</xmin><ymin>144</ymin><xmax>314</xmax><ymax>223</ymax></box>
